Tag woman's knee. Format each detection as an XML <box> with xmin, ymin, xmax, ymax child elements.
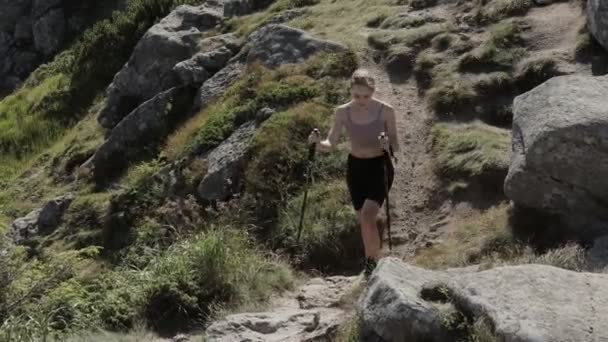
<box><xmin>360</xmin><ymin>201</ymin><xmax>379</xmax><ymax>225</ymax></box>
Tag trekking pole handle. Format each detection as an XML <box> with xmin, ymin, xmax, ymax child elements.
<box><xmin>308</xmin><ymin>128</ymin><xmax>320</xmax><ymax>157</ymax></box>
<box><xmin>379</xmin><ymin>132</ymin><xmax>389</xmax><ymax>151</ymax></box>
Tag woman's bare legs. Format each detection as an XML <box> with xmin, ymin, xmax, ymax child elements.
<box><xmin>357</xmin><ymin>199</ymin><xmax>382</xmax><ymax>260</ymax></box>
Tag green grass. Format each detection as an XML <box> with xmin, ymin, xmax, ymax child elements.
<box><xmin>243</xmin><ymin>101</ymin><xmax>343</xmax><ymax>219</ymax></box>
<box><xmin>0</xmin><ymin>0</ymin><xmax>207</xmax><ymax>180</ymax></box>
<box><xmin>0</xmin><ymin>227</ymin><xmax>295</xmax><ymax>339</ymax></box>
<box><xmin>142</xmin><ymin>228</ymin><xmax>295</xmax><ymax>335</ymax></box>
<box><xmin>0</xmin><ymin>74</ymin><xmax>69</xmax><ymax>158</ymax></box>
<box><xmin>431</xmin><ymin>122</ymin><xmax>511</xmax><ymax>179</ymax></box>
<box><xmin>276</xmin><ymin>180</ymin><xmax>362</xmax><ymax>271</ymax></box>
<box><xmin>427</xmin><ymin>76</ymin><xmax>476</xmax><ymax>116</ymax></box>
<box><xmin>413</xmin><ymin>203</ymin><xmax>590</xmax><ymax>272</ymax></box>
<box><xmin>480</xmin><ymin>0</ymin><xmax>534</xmax><ymax>23</ymax></box>
<box><xmin>379</xmin><ymin>14</ymin><xmax>428</xmax><ymax>29</ymax></box>
<box><xmin>414</xmin><ymin>204</ymin><xmax>513</xmax><ymax>269</ymax></box>
<box><xmin>368</xmin><ymin>23</ymin><xmax>451</xmax><ymax>50</ymax></box>
<box><xmin>165</xmin><ymin>51</ymin><xmax>357</xmax><ymax>159</ymax></box>
<box><xmin>459</xmin><ymin>19</ymin><xmax>525</xmax><ymax>72</ymax></box>
<box><xmin>287</xmin><ymin>0</ymin><xmax>396</xmax><ymax>50</ymax></box>
<box><xmin>514</xmin><ymin>56</ymin><xmax>561</xmax><ymax>92</ymax></box>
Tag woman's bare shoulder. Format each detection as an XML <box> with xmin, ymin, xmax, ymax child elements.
<box><xmin>334</xmin><ymin>102</ymin><xmax>351</xmax><ymax>118</ymax></box>
<box><xmin>375</xmin><ymin>99</ymin><xmax>395</xmax><ymax>112</ymax></box>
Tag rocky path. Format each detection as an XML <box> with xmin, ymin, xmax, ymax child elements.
<box><xmin>202</xmin><ymin>276</ymin><xmax>361</xmax><ymax>341</ymax></box>
<box><xmin>361</xmin><ymin>58</ymin><xmax>451</xmax><ymax>260</ymax></box>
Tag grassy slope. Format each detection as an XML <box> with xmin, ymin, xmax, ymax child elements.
<box><xmin>0</xmin><ymin>0</ymin><xmax>602</xmax><ymax>340</ymax></box>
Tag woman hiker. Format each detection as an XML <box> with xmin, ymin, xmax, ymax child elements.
<box><xmin>308</xmin><ymin>68</ymin><xmax>400</xmax><ymax>278</ymax></box>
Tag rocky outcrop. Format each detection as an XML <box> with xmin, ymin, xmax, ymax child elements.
<box><xmin>173</xmin><ymin>34</ymin><xmax>242</xmax><ymax>86</ymax></box>
<box><xmin>0</xmin><ymin>0</ymin><xmax>124</xmax><ymax>97</ymax></box>
<box><xmin>504</xmin><ymin>75</ymin><xmax>608</xmax><ymax>236</ymax></box>
<box><xmin>92</xmin><ymin>86</ymin><xmax>197</xmax><ymax>184</ymax></box>
<box><xmin>360</xmin><ymin>257</ymin><xmax>608</xmax><ymax>342</ymax></box>
<box><xmin>197</xmin><ymin>121</ymin><xmax>257</xmax><ymax>202</ymax></box>
<box><xmin>195</xmin><ymin>22</ymin><xmax>343</xmax><ymax>108</ymax></box>
<box><xmin>205</xmin><ymin>276</ymin><xmax>357</xmax><ymax>341</ymax></box>
<box><xmin>97</xmin><ymin>4</ymin><xmax>225</xmax><ymax>129</ymax></box>
<box><xmin>9</xmin><ymin>193</ymin><xmax>74</xmax><ymax>243</ymax></box>
<box><xmin>588</xmin><ymin>0</ymin><xmax>608</xmax><ymax>50</ymax></box>
<box><xmin>244</xmin><ymin>24</ymin><xmax>348</xmax><ymax>68</ymax></box>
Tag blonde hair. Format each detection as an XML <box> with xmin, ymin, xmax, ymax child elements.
<box><xmin>351</xmin><ymin>68</ymin><xmax>375</xmax><ymax>91</ymax></box>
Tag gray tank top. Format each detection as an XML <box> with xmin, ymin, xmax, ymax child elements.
<box><xmin>343</xmin><ymin>103</ymin><xmax>385</xmax><ymax>151</ymax></box>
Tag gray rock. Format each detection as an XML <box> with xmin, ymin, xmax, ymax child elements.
<box><xmin>173</xmin><ymin>59</ymin><xmax>210</xmax><ymax>86</ymax></box>
<box><xmin>97</xmin><ymin>5</ymin><xmax>223</xmax><ymax>129</ymax></box>
<box><xmin>14</xmin><ymin>17</ymin><xmax>33</xmax><ymax>42</ymax></box>
<box><xmin>0</xmin><ymin>0</ymin><xmax>30</xmax><ymax>31</ymax></box>
<box><xmin>360</xmin><ymin>257</ymin><xmax>608</xmax><ymax>342</ymax></box>
<box><xmin>359</xmin><ymin>258</ymin><xmax>452</xmax><ymax>342</ymax></box>
<box><xmin>223</xmin><ymin>0</ymin><xmax>274</xmax><ymax>17</ymax></box>
<box><xmin>589</xmin><ymin>235</ymin><xmax>608</xmax><ymax>271</ymax></box>
<box><xmin>173</xmin><ymin>45</ymin><xmax>236</xmax><ymax>85</ymax></box>
<box><xmin>9</xmin><ymin>193</ymin><xmax>74</xmax><ymax>243</ymax></box>
<box><xmin>588</xmin><ymin>0</ymin><xmax>608</xmax><ymax>50</ymax></box>
<box><xmin>296</xmin><ymin>276</ymin><xmax>356</xmax><ymax>309</ymax></box>
<box><xmin>92</xmin><ymin>86</ymin><xmax>197</xmax><ymax>184</ymax></box>
<box><xmin>245</xmin><ymin>24</ymin><xmax>348</xmax><ymax>68</ymax></box>
<box><xmin>504</xmin><ymin>75</ymin><xmax>608</xmax><ymax>226</ymax></box>
<box><xmin>33</xmin><ymin>8</ymin><xmax>66</xmax><ymax>56</ymax></box>
<box><xmin>194</xmin><ymin>61</ymin><xmax>245</xmax><ymax>112</ymax></box>
<box><xmin>205</xmin><ymin>308</ymin><xmax>343</xmax><ymax>342</ymax></box>
<box><xmin>255</xmin><ymin>107</ymin><xmax>275</xmax><ymax>122</ymax></box>
<box><xmin>195</xmin><ymin>46</ymin><xmax>234</xmax><ymax>71</ymax></box>
<box><xmin>32</xmin><ymin>0</ymin><xmax>63</xmax><ymax>18</ymax></box>
<box><xmin>197</xmin><ymin>121</ymin><xmax>257</xmax><ymax>202</ymax></box>
<box><xmin>204</xmin><ymin>275</ymin><xmax>357</xmax><ymax>341</ymax></box>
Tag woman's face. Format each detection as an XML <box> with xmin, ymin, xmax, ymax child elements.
<box><xmin>351</xmin><ymin>84</ymin><xmax>374</xmax><ymax>107</ymax></box>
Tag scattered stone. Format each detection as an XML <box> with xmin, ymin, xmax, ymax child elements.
<box><xmin>204</xmin><ymin>276</ymin><xmax>358</xmax><ymax>341</ymax></box>
<box><xmin>9</xmin><ymin>193</ymin><xmax>75</xmax><ymax>243</ymax></box>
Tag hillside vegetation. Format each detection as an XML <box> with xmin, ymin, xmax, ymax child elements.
<box><xmin>0</xmin><ymin>0</ymin><xmax>606</xmax><ymax>340</ymax></box>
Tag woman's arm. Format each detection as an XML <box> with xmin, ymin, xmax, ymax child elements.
<box><xmin>317</xmin><ymin>107</ymin><xmax>344</xmax><ymax>153</ymax></box>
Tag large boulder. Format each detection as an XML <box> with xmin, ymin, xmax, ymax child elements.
<box><xmin>588</xmin><ymin>0</ymin><xmax>608</xmax><ymax>50</ymax></box>
<box><xmin>92</xmin><ymin>86</ymin><xmax>197</xmax><ymax>184</ymax></box>
<box><xmin>504</xmin><ymin>75</ymin><xmax>608</xmax><ymax>234</ymax></box>
<box><xmin>197</xmin><ymin>121</ymin><xmax>257</xmax><ymax>202</ymax></box>
<box><xmin>9</xmin><ymin>193</ymin><xmax>74</xmax><ymax>243</ymax></box>
<box><xmin>244</xmin><ymin>24</ymin><xmax>348</xmax><ymax>68</ymax></box>
<box><xmin>97</xmin><ymin>5</ymin><xmax>224</xmax><ymax>129</ymax></box>
<box><xmin>360</xmin><ymin>257</ymin><xmax>608</xmax><ymax>342</ymax></box>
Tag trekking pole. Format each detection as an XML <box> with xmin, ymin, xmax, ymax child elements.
<box><xmin>297</xmin><ymin>128</ymin><xmax>320</xmax><ymax>244</ymax></box>
<box><xmin>379</xmin><ymin>132</ymin><xmax>392</xmax><ymax>251</ymax></box>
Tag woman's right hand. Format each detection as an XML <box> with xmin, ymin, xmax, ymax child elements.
<box><xmin>308</xmin><ymin>129</ymin><xmax>321</xmax><ymax>145</ymax></box>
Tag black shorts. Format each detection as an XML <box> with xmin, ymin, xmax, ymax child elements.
<box><xmin>346</xmin><ymin>153</ymin><xmax>394</xmax><ymax>211</ymax></box>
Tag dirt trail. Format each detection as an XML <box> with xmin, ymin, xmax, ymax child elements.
<box><xmin>359</xmin><ymin>57</ymin><xmax>451</xmax><ymax>260</ymax></box>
